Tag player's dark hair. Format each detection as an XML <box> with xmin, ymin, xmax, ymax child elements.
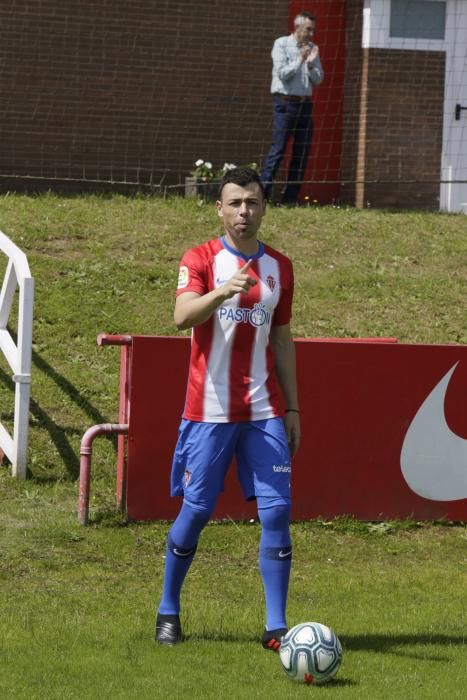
<box><xmin>218</xmin><ymin>167</ymin><xmax>265</xmax><ymax>199</ymax></box>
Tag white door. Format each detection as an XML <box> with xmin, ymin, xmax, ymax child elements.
<box><xmin>440</xmin><ymin>0</ymin><xmax>467</xmax><ymax>212</ymax></box>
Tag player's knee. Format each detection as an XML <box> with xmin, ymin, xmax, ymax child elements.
<box><xmin>257</xmin><ymin>499</ymin><xmax>291</xmax><ymax>532</ymax></box>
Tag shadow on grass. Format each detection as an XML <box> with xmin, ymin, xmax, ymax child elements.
<box><xmin>32</xmin><ymin>348</ymin><xmax>108</xmax><ymax>426</ymax></box>
<box><xmin>181</xmin><ymin>630</ymin><xmax>465</xmax><ymax>645</ymax></box>
<box><xmin>341</xmin><ymin>633</ymin><xmax>465</xmax><ymax>661</ymax></box>
<box><xmin>185</xmin><ymin>630</ymin><xmax>464</xmax><ymax>665</ymax></box>
<box><xmin>181</xmin><ymin>632</ymin><xmax>357</xmax><ymax>686</ymax></box>
<box><xmin>28</xmin><ymin>395</ymin><xmax>83</xmax><ymax>480</ymax></box>
<box><xmin>0</xmin><ymin>348</ymin><xmax>113</xmax><ymax>481</ymax></box>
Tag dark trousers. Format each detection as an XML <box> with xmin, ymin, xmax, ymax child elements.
<box><xmin>261</xmin><ymin>96</ymin><xmax>314</xmax><ymax>204</ymax></box>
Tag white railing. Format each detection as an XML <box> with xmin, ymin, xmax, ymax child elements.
<box><xmin>0</xmin><ymin>231</ymin><xmax>34</xmax><ymax>478</ymax></box>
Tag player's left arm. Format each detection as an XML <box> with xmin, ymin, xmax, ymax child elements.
<box><xmin>270</xmin><ymin>323</ymin><xmax>300</xmax><ymax>457</ymax></box>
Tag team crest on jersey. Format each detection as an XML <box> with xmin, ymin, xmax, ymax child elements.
<box><xmin>178</xmin><ymin>266</ymin><xmax>189</xmax><ymax>289</ymax></box>
<box><xmin>266</xmin><ymin>274</ymin><xmax>276</xmax><ymax>291</ymax></box>
<box><xmin>249</xmin><ymin>303</ymin><xmax>270</xmax><ymax>327</ymax></box>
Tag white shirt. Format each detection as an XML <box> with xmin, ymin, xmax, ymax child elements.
<box><xmin>270</xmin><ymin>34</ymin><xmax>324</xmax><ymax>97</ymax></box>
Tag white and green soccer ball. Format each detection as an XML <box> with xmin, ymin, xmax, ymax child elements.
<box><xmin>279</xmin><ymin>621</ymin><xmax>342</xmax><ymax>685</ymax></box>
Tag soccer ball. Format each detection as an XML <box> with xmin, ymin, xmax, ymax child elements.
<box><xmin>279</xmin><ymin>621</ymin><xmax>342</xmax><ymax>685</ymax></box>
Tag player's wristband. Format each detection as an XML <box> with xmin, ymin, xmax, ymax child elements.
<box><xmin>285</xmin><ymin>408</ymin><xmax>300</xmax><ymax>413</ymax></box>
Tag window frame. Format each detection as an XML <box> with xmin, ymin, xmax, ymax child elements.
<box><xmin>362</xmin><ymin>0</ymin><xmax>448</xmax><ymax>50</ymax></box>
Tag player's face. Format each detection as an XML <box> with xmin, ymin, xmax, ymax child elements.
<box><xmin>216</xmin><ymin>182</ymin><xmax>266</xmax><ymax>251</ymax></box>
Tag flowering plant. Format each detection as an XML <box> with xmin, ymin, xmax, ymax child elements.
<box><xmin>190</xmin><ymin>159</ymin><xmax>258</xmax><ymax>181</ymax></box>
<box><xmin>191</xmin><ymin>159</ymin><xmax>215</xmax><ymax>181</ymax></box>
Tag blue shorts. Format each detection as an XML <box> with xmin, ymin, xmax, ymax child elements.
<box><xmin>170</xmin><ymin>417</ymin><xmax>291</xmax><ymax>510</ymax></box>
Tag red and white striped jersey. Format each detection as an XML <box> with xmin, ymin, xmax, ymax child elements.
<box><xmin>176</xmin><ymin>236</ymin><xmax>294</xmax><ymax>422</ymax></box>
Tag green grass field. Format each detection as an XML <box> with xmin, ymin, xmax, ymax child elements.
<box><xmin>0</xmin><ymin>194</ymin><xmax>466</xmax><ymax>698</ymax></box>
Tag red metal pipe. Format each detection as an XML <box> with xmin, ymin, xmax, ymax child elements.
<box><xmin>97</xmin><ymin>333</ymin><xmax>132</xmax><ymax>346</ymax></box>
<box><xmin>116</xmin><ymin>342</ymin><xmax>132</xmax><ymax>510</ymax></box>
<box><xmin>298</xmin><ymin>337</ymin><xmax>398</xmax><ymax>343</ymax></box>
<box><xmin>78</xmin><ymin>423</ymin><xmax>129</xmax><ymax>525</ymax></box>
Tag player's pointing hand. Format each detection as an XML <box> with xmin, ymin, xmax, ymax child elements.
<box><xmin>221</xmin><ymin>259</ymin><xmax>257</xmax><ymax>298</ymax></box>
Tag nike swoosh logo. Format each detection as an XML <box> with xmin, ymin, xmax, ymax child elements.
<box><xmin>400</xmin><ymin>362</ymin><xmax>467</xmax><ymax>501</ymax></box>
<box><xmin>173</xmin><ymin>548</ymin><xmax>195</xmax><ymax>557</ymax></box>
<box><xmin>278</xmin><ymin>549</ymin><xmax>292</xmax><ymax>558</ymax></box>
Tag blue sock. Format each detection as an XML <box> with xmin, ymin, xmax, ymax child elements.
<box><xmin>158</xmin><ymin>501</ymin><xmax>211</xmax><ymax>615</ymax></box>
<box><xmin>258</xmin><ymin>499</ymin><xmax>292</xmax><ymax>631</ymax></box>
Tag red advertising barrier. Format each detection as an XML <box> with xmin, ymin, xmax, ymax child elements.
<box><xmin>124</xmin><ymin>337</ymin><xmax>467</xmax><ymax>522</ymax></box>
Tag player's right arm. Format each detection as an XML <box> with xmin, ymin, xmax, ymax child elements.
<box><xmin>174</xmin><ymin>260</ymin><xmax>256</xmax><ymax>330</ymax></box>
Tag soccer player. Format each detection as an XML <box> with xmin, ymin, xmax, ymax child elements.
<box><xmin>155</xmin><ymin>166</ymin><xmax>300</xmax><ymax>651</ymax></box>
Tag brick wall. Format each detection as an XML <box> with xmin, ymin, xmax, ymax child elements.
<box><xmin>363</xmin><ymin>49</ymin><xmax>445</xmax><ymax>209</ymax></box>
<box><xmin>0</xmin><ymin>1</ymin><xmax>447</xmax><ymax>206</ymax></box>
<box><xmin>0</xmin><ymin>0</ymin><xmax>287</xmax><ymax>192</ymax></box>
<box><xmin>341</xmin><ymin>1</ymin><xmax>445</xmax><ymax>209</ymax></box>
<box><xmin>340</xmin><ymin>0</ymin><xmax>364</xmax><ymax>205</ymax></box>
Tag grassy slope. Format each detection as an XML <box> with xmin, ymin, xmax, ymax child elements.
<box><xmin>0</xmin><ymin>195</ymin><xmax>465</xmax><ymax>698</ymax></box>
<box><xmin>0</xmin><ymin>194</ymin><xmax>465</xmax><ymax>487</ymax></box>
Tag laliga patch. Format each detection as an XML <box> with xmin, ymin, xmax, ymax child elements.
<box><xmin>177</xmin><ymin>265</ymin><xmax>189</xmax><ymax>289</ymax></box>
<box><xmin>266</xmin><ymin>274</ymin><xmax>276</xmax><ymax>291</ymax></box>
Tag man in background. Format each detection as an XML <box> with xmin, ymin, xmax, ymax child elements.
<box><xmin>261</xmin><ymin>11</ymin><xmax>324</xmax><ymax>205</ymax></box>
